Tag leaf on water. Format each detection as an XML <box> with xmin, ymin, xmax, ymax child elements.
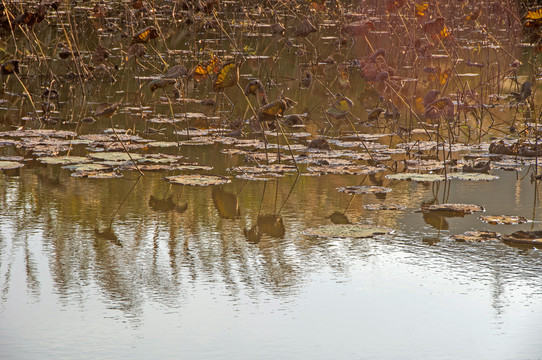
<box><xmin>0</xmin><ymin>160</ymin><xmax>24</xmax><ymax>170</ymax></box>
<box><xmin>451</xmin><ymin>231</ymin><xmax>501</xmax><ymax>242</ymax></box>
<box><xmin>62</xmin><ymin>163</ymin><xmax>112</xmax><ymax>172</ymax></box>
<box><xmin>235</xmin><ymin>173</ymin><xmax>283</xmax><ymax>181</ymax></box>
<box><xmin>304</xmin><ymin>224</ymin><xmax>390</xmax><ymax>238</ymax></box>
<box><xmin>479</xmin><ymin>215</ymin><xmax>529</xmax><ymax>225</ymax></box>
<box><xmin>501</xmin><ymin>230</ymin><xmax>542</xmax><ymax>247</ymax></box>
<box><xmin>88</xmin><ymin>152</ymin><xmax>144</xmax><ymax>162</ymax></box>
<box><xmin>422</xmin><ymin>203</ymin><xmax>484</xmax><ymax>214</ymax></box>
<box><xmin>337</xmin><ymin>186</ymin><xmax>392</xmax><ymax>194</ymax></box>
<box><xmin>307</xmin><ymin>165</ymin><xmax>384</xmax><ymax>175</ymax></box>
<box><xmin>386</xmin><ymin>173</ymin><xmax>445</xmax><ymax>182</ymax></box>
<box><xmin>229</xmin><ymin>164</ymin><xmax>297</xmax><ymax>174</ymax></box>
<box><xmin>38</xmin><ymin>156</ymin><xmax>90</xmax><ymax>165</ymax></box>
<box><xmin>171</xmin><ymin>164</ymin><xmax>214</xmax><ymax>171</ymax></box>
<box><xmin>449</xmin><ymin>172</ymin><xmax>499</xmax><ymax>181</ymax></box>
<box><xmin>72</xmin><ymin>170</ymin><xmax>123</xmax><ymax>179</ymax></box>
<box><xmin>363</xmin><ymin>204</ymin><xmax>406</xmax><ymax>211</ymax></box>
<box><xmin>137</xmin><ymin>154</ymin><xmax>183</xmax><ymax>164</ymax></box>
<box><xmin>0</xmin><ymin>129</ymin><xmax>78</xmax><ymax>138</ymax></box>
<box><xmin>164</xmin><ymin>174</ymin><xmax>231</xmax><ymax>186</ymax></box>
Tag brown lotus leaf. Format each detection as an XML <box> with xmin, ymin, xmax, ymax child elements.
<box><xmin>422</xmin><ymin>203</ymin><xmax>484</xmax><ymax>214</ymax></box>
<box><xmin>342</xmin><ymin>20</ymin><xmax>375</xmax><ymax>37</ymax></box>
<box><xmin>165</xmin><ymin>174</ymin><xmax>231</xmax><ymax>186</ymax></box>
<box><xmin>307</xmin><ymin>164</ymin><xmax>385</xmax><ymax>175</ymax></box>
<box><xmin>363</xmin><ymin>204</ymin><xmax>406</xmax><ymax>211</ymax></box>
<box><xmin>501</xmin><ymin>231</ymin><xmax>542</xmax><ymax>247</ymax></box>
<box><xmin>294</xmin><ymin>19</ymin><xmax>317</xmax><ymax>37</ymax></box>
<box><xmin>337</xmin><ymin>186</ymin><xmax>392</xmax><ymax>194</ymax></box>
<box><xmin>451</xmin><ymin>231</ymin><xmax>500</xmax><ymax>242</ymax></box>
<box><xmin>479</xmin><ymin>215</ymin><xmax>529</xmax><ymax>225</ymax></box>
<box><xmin>308</xmin><ymin>138</ymin><xmax>330</xmax><ymax>150</ymax></box>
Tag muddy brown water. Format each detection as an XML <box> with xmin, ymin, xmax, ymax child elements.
<box><xmin>1</xmin><ymin>1</ymin><xmax>542</xmax><ymax>359</ymax></box>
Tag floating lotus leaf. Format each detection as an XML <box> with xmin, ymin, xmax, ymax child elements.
<box><xmin>449</xmin><ymin>173</ymin><xmax>499</xmax><ymax>181</ymax></box>
<box><xmin>386</xmin><ymin>173</ymin><xmax>445</xmax><ymax>182</ymax></box>
<box><xmin>422</xmin><ymin>203</ymin><xmax>484</xmax><ymax>214</ymax></box>
<box><xmin>174</xmin><ymin>129</ymin><xmax>214</xmax><ymax>137</ymax></box>
<box><xmin>451</xmin><ymin>231</ymin><xmax>501</xmax><ymax>242</ymax></box>
<box><xmin>0</xmin><ymin>129</ymin><xmax>77</xmax><ymax>138</ymax></box>
<box><xmin>72</xmin><ymin>170</ymin><xmax>123</xmax><ymax>178</ymax></box>
<box><xmin>123</xmin><ymin>164</ymin><xmax>176</xmax><ymax>172</ymax></box>
<box><xmin>404</xmin><ymin>159</ymin><xmax>445</xmax><ymax>171</ymax></box>
<box><xmin>229</xmin><ymin>164</ymin><xmax>297</xmax><ymax>174</ymax></box>
<box><xmin>337</xmin><ymin>186</ymin><xmax>392</xmax><ymax>194</ymax></box>
<box><xmin>164</xmin><ymin>174</ymin><xmax>231</xmax><ymax>186</ymax></box>
<box><xmin>146</xmin><ymin>141</ymin><xmax>178</xmax><ymax>148</ymax></box>
<box><xmin>0</xmin><ymin>160</ymin><xmax>24</xmax><ymax>170</ymax></box>
<box><xmin>88</xmin><ymin>152</ymin><xmax>143</xmax><ymax>162</ymax></box>
<box><xmin>171</xmin><ymin>164</ymin><xmax>214</xmax><ymax>171</ymax></box>
<box><xmin>363</xmin><ymin>204</ymin><xmax>406</xmax><ymax>211</ymax></box>
<box><xmin>397</xmin><ymin>141</ymin><xmax>437</xmax><ymax>151</ymax></box>
<box><xmin>307</xmin><ymin>165</ymin><xmax>384</xmax><ymax>175</ymax></box>
<box><xmin>137</xmin><ymin>154</ymin><xmax>183</xmax><ymax>164</ymax></box>
<box><xmin>235</xmin><ymin>173</ymin><xmax>283</xmax><ymax>181</ymax></box>
<box><xmin>479</xmin><ymin>215</ymin><xmax>528</xmax><ymax>225</ymax></box>
<box><xmin>38</xmin><ymin>156</ymin><xmax>90</xmax><ymax>165</ymax></box>
<box><xmin>304</xmin><ymin>224</ymin><xmax>389</xmax><ymax>238</ymax></box>
<box><xmin>62</xmin><ymin>163</ymin><xmax>112</xmax><ymax>172</ymax></box>
<box><xmin>501</xmin><ymin>230</ymin><xmax>542</xmax><ymax>247</ymax></box>
<box><xmin>179</xmin><ymin>137</ymin><xmax>216</xmax><ymax>146</ymax></box>
<box><xmin>0</xmin><ymin>156</ymin><xmax>24</xmax><ymax>161</ymax></box>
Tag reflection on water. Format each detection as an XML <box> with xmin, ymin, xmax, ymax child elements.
<box><xmin>1</xmin><ymin>163</ymin><xmax>542</xmax><ymax>358</ymax></box>
<box><xmin>1</xmin><ymin>0</ymin><xmax>542</xmax><ymax>358</ymax></box>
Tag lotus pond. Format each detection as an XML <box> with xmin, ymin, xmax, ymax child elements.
<box><xmin>1</xmin><ymin>0</ymin><xmax>542</xmax><ymax>359</ymax></box>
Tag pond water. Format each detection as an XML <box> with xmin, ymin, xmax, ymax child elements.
<box><xmin>1</xmin><ymin>0</ymin><xmax>542</xmax><ymax>359</ymax></box>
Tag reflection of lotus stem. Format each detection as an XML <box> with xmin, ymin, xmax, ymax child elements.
<box><xmin>277</xmin><ymin>174</ymin><xmax>300</xmax><ymax>216</ymax></box>
<box><xmin>109</xmin><ymin>117</ymin><xmax>144</xmax><ymax>176</ymax></box>
<box><xmin>109</xmin><ymin>175</ymin><xmax>142</xmax><ymax>228</ymax></box>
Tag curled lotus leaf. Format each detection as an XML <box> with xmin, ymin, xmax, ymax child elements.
<box><xmin>88</xmin><ymin>152</ymin><xmax>143</xmax><ymax>162</ymax></box>
<box><xmin>304</xmin><ymin>224</ymin><xmax>390</xmax><ymax>238</ymax></box>
<box><xmin>501</xmin><ymin>230</ymin><xmax>542</xmax><ymax>247</ymax></box>
<box><xmin>451</xmin><ymin>231</ymin><xmax>501</xmax><ymax>242</ymax></box>
<box><xmin>171</xmin><ymin>164</ymin><xmax>214</xmax><ymax>171</ymax></box>
<box><xmin>38</xmin><ymin>156</ymin><xmax>90</xmax><ymax>165</ymax></box>
<box><xmin>449</xmin><ymin>172</ymin><xmax>499</xmax><ymax>181</ymax></box>
<box><xmin>337</xmin><ymin>186</ymin><xmax>392</xmax><ymax>194</ymax></box>
<box><xmin>422</xmin><ymin>203</ymin><xmax>484</xmax><ymax>214</ymax></box>
<box><xmin>0</xmin><ymin>160</ymin><xmax>24</xmax><ymax>170</ymax></box>
<box><xmin>363</xmin><ymin>204</ymin><xmax>406</xmax><ymax>211</ymax></box>
<box><xmin>479</xmin><ymin>215</ymin><xmax>529</xmax><ymax>225</ymax></box>
<box><xmin>386</xmin><ymin>173</ymin><xmax>445</xmax><ymax>182</ymax></box>
<box><xmin>164</xmin><ymin>174</ymin><xmax>231</xmax><ymax>186</ymax></box>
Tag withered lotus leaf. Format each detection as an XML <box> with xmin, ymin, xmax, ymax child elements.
<box><xmin>164</xmin><ymin>174</ymin><xmax>231</xmax><ymax>186</ymax></box>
